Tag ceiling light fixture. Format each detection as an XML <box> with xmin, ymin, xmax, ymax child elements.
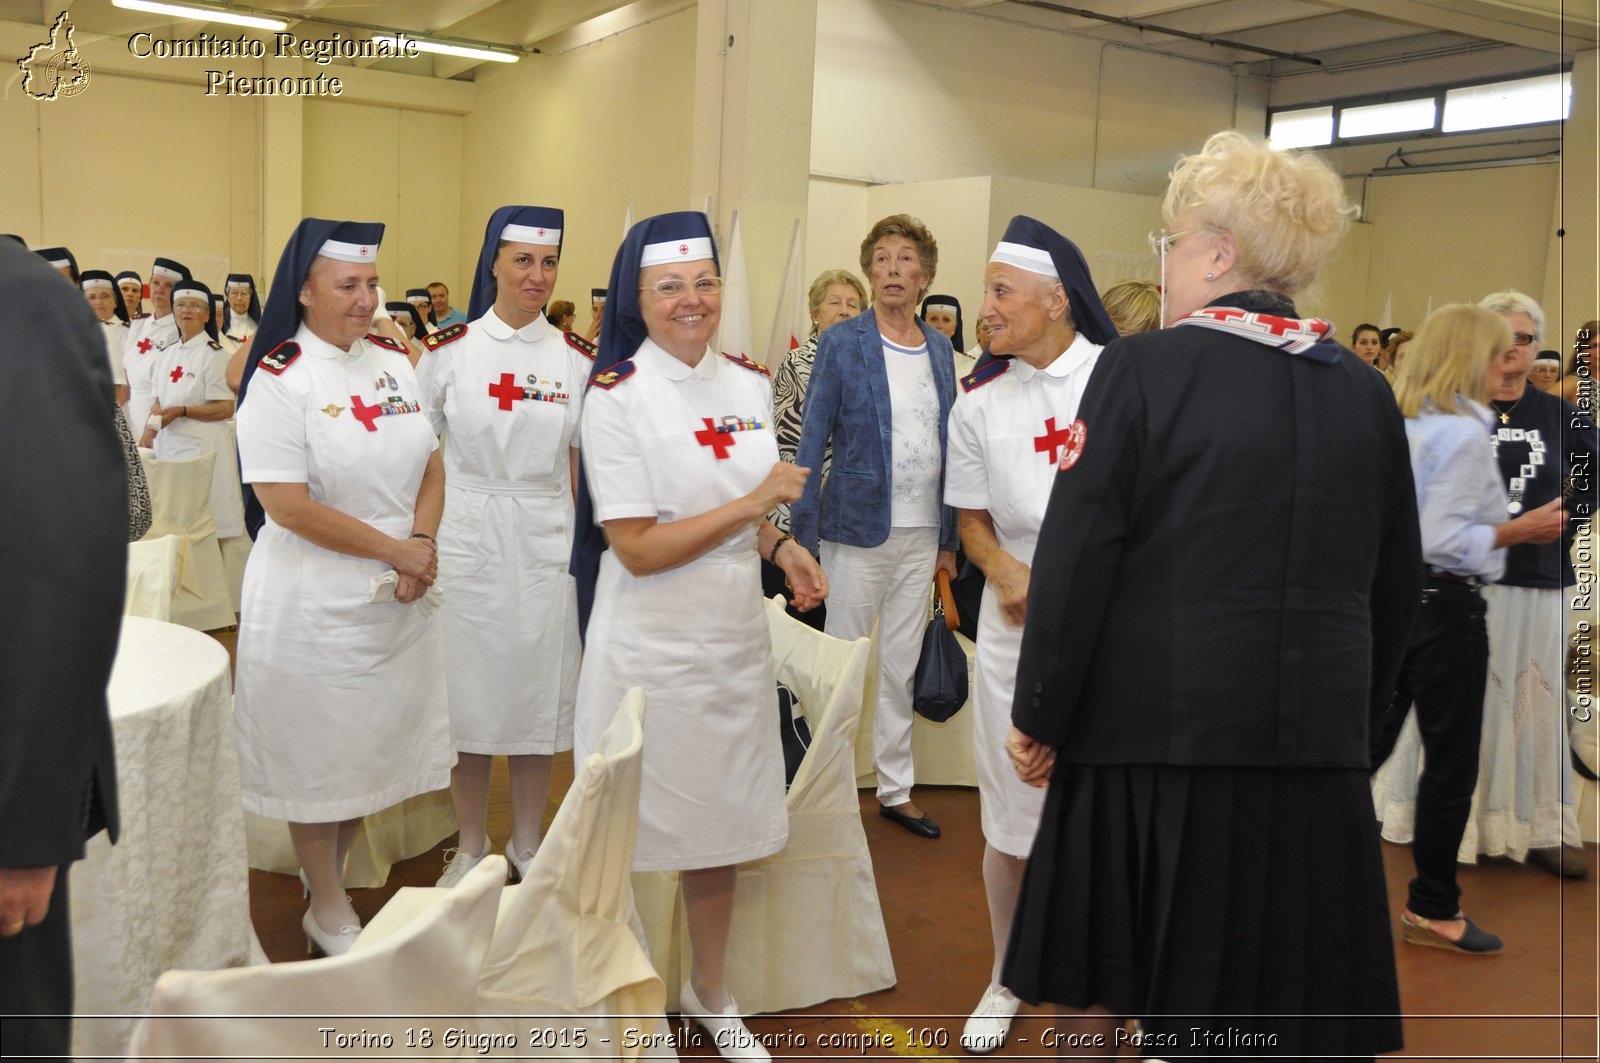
<box><xmin>111</xmin><ymin>0</ymin><xmax>288</xmax><ymax>32</ymax></box>
<box><xmin>371</xmin><ymin>35</ymin><xmax>520</xmax><ymax>64</ymax></box>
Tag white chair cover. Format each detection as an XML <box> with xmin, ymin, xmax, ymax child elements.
<box><xmin>356</xmin><ymin>689</ymin><xmax>665</xmax><ymax>1058</ymax></box>
<box><xmin>139</xmin><ymin>452</ymin><xmax>236</xmax><ymax>631</ymax></box>
<box><xmin>244</xmin><ymin>790</ymin><xmax>459</xmax><ymax>889</ymax></box>
<box><xmin>220</xmin><ymin>534</ymin><xmax>252</xmax><ymax>613</ymax></box>
<box><xmin>125</xmin><ymin>535</ymin><xmax>181</xmax><ymax>621</ymax></box>
<box><xmin>853</xmin><ymin>614</ymin><xmax>979</xmax><ymax>788</ymax></box>
<box><xmin>635</xmin><ymin>598</ymin><xmax>893</xmax><ymax>1015</ymax></box>
<box><xmin>127</xmin><ymin>855</ymin><xmax>507</xmax><ymax>1061</ymax></box>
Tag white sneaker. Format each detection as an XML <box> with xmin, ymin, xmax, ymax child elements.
<box><xmin>435</xmin><ymin>835</ymin><xmax>493</xmax><ymax>887</ymax></box>
<box><xmin>961</xmin><ymin>983</ymin><xmax>1020</xmax><ymax>1054</ymax></box>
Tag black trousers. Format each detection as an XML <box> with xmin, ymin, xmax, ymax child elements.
<box><xmin>1371</xmin><ymin>581</ymin><xmax>1489</xmax><ymax>920</ymax></box>
<box><xmin>0</xmin><ymin>863</ymin><xmax>73</xmax><ymax>1059</ymax></box>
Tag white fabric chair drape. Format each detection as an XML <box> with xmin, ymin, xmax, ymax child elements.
<box><xmin>127</xmin><ymin>855</ymin><xmax>507</xmax><ymax>1061</ymax></box>
<box><xmin>355</xmin><ymin>689</ymin><xmax>665</xmax><ymax>1058</ymax></box>
<box><xmin>244</xmin><ymin>790</ymin><xmax>459</xmax><ymax>889</ymax></box>
<box><xmin>124</xmin><ymin>535</ymin><xmax>181</xmax><ymax>621</ymax></box>
<box><xmin>138</xmin><ymin>452</ymin><xmax>235</xmax><ymax>631</ymax></box>
<box><xmin>635</xmin><ymin>597</ymin><xmax>893</xmax><ymax>1015</ymax></box>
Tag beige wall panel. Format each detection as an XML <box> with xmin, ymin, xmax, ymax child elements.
<box><xmin>804</xmin><ymin>176</ymin><xmax>872</xmax><ymax>293</ymax></box>
<box><xmin>459</xmin><ymin>9</ymin><xmax>697</xmax><ymax>321</ymax></box>
<box><xmin>862</xmin><ymin>176</ymin><xmax>993</xmax><ymax>340</ymax></box>
<box><xmin>1301</xmin><ymin>220</ymin><xmax>1373</xmax><ymax>341</ymax></box>
<box><xmin>1093</xmin><ymin>49</ymin><xmax>1241</xmax><ymax>195</ymax></box>
<box><xmin>1365</xmin><ymin>162</ymin><xmax>1557</xmax><ymax>330</ymax></box>
<box><xmin>811</xmin><ymin>0</ymin><xmax>1101</xmax><ymax>187</ymax></box>
<box><xmin>988</xmin><ymin>176</ymin><xmax>1162</xmax><ymax>290</ymax></box>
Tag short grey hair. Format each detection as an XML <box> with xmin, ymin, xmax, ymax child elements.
<box><xmin>1478</xmin><ymin>289</ymin><xmax>1545</xmax><ymax>340</ymax></box>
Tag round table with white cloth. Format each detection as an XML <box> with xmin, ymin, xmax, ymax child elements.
<box><xmin>69</xmin><ymin>617</ymin><xmax>253</xmax><ymax>1058</ymax></box>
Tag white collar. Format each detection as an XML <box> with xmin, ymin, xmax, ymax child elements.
<box><xmin>295</xmin><ymin>323</ymin><xmax>364</xmax><ymax>362</ymax></box>
<box><xmin>635</xmin><ymin>337</ymin><xmax>718</xmax><ymax>382</ymax></box>
<box><xmin>1011</xmin><ymin>332</ymin><xmax>1103</xmax><ymax>382</ymax></box>
<box><xmin>478</xmin><ymin>307</ymin><xmax>553</xmax><ymax>343</ymax></box>
<box><xmin>176</xmin><ymin>329</ymin><xmax>211</xmax><ymax>349</ymax></box>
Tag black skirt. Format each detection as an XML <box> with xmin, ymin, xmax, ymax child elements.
<box><xmin>1003</xmin><ymin>763</ymin><xmax>1402</xmax><ymax>1060</ymax></box>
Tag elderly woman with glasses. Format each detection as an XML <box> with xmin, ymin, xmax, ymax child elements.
<box><xmin>1003</xmin><ymin>131</ymin><xmax>1420</xmax><ymax>1057</ymax></box>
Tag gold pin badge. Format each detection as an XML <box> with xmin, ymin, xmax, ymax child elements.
<box><xmin>321</xmin><ymin>404</ymin><xmax>345</xmax><ymax>418</ymax></box>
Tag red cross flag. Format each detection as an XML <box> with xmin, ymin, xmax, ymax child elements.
<box><xmin>716</xmin><ymin>209</ymin><xmax>755</xmax><ymax>370</ymax></box>
<box><xmin>764</xmin><ymin>217</ymin><xmax>807</xmax><ymax>371</ymax></box>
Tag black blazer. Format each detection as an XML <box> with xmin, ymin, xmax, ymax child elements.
<box><xmin>1011</xmin><ymin>294</ymin><xmax>1422</xmax><ymax>770</ymax></box>
<box><xmin>0</xmin><ymin>243</ymin><xmax>123</xmax><ymax>866</ymax></box>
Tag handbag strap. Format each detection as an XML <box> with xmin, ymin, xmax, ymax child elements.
<box><xmin>935</xmin><ymin>568</ymin><xmax>960</xmax><ymax>632</ymax></box>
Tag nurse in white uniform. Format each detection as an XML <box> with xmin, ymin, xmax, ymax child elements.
<box><xmin>571</xmin><ymin>212</ymin><xmax>826</xmax><ymax>1063</ymax></box>
<box><xmin>116</xmin><ymin>270</ymin><xmax>147</xmax><ymax>322</ymax></box>
<box><xmin>223</xmin><ymin>273</ymin><xmax>260</xmax><ymax>346</ymax></box>
<box><xmin>148</xmin><ymin>279</ymin><xmax>245</xmax><ymax>539</ymax></box>
<box><xmin>79</xmin><ymin>270</ymin><xmax>131</xmax><ymax>408</ymax></box>
<box><xmin>943</xmin><ymin>216</ymin><xmax>1119</xmax><ymax>1055</ymax></box>
<box><xmin>233</xmin><ymin>219</ymin><xmax>450</xmax><ymax>957</ymax></box>
<box><xmin>127</xmin><ymin>256</ymin><xmax>190</xmax><ymax>438</ymax></box>
<box><xmin>422</xmin><ymin>205</ymin><xmax>592</xmax><ymax>886</ymax></box>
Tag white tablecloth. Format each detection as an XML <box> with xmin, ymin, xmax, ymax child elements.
<box><xmin>70</xmin><ymin>617</ymin><xmax>252</xmax><ymax>1058</ymax></box>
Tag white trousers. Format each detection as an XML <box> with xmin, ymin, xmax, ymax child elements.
<box><xmin>822</xmin><ymin>526</ymin><xmax>939</xmax><ymax>806</ymax></box>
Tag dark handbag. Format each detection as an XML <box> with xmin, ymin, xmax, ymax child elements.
<box><xmin>913</xmin><ymin>570</ymin><xmax>969</xmax><ymax>723</ymax></box>
<box><xmin>777</xmin><ymin>680</ymin><xmax>812</xmax><ymax>787</ymax></box>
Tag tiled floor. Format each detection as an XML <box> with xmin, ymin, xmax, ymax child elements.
<box><xmin>246</xmin><ymin>753</ymin><xmax>1599</xmax><ymax>1060</ymax></box>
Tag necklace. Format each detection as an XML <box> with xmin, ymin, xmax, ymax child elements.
<box><xmin>1491</xmin><ymin>392</ymin><xmax>1525</xmax><ymax>424</ymax></box>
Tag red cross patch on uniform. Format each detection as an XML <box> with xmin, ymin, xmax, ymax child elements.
<box><xmin>1058</xmin><ymin>419</ymin><xmax>1087</xmax><ymax>471</ymax></box>
<box><xmin>257</xmin><ymin>340</ymin><xmax>301</xmax><ymax>376</ymax></box>
<box><xmin>564</xmin><ymin>331</ymin><xmax>598</xmax><ymax>360</ymax></box>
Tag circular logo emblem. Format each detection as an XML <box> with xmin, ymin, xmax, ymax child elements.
<box><xmin>537</xmin><ymin>228</ymin><xmax>546</xmax><ymax>236</ymax></box>
<box><xmin>359</xmin><ymin>246</ymin><xmax>368</xmax><ymax>255</ymax></box>
<box><xmin>679</xmin><ymin>243</ymin><xmax>689</xmax><ymax>255</ymax></box>
<box><xmin>1058</xmin><ymin>419</ymin><xmax>1088</xmax><ymax>470</ymax></box>
<box><xmin>47</xmin><ymin>52</ymin><xmax>91</xmax><ymax>98</ymax></box>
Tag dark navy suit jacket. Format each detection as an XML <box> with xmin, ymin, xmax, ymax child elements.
<box><xmin>790</xmin><ymin>307</ymin><xmax>958</xmax><ymax>555</ymax></box>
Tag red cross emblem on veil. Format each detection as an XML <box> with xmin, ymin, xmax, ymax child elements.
<box><xmin>359</xmin><ymin>246</ymin><xmax>369</xmax><ymax>255</ymax></box>
<box><xmin>537</xmin><ymin>228</ymin><xmax>546</xmax><ymax>236</ymax></box>
<box><xmin>679</xmin><ymin>244</ymin><xmax>689</xmax><ymax>255</ymax></box>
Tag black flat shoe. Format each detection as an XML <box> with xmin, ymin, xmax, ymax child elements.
<box><xmin>878</xmin><ymin>803</ymin><xmax>940</xmax><ymax>838</ymax></box>
<box><xmin>1400</xmin><ymin>911</ymin><xmax>1503</xmax><ymax>954</ymax></box>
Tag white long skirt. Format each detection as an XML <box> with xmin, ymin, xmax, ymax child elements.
<box><xmin>973</xmin><ymin>576</ymin><xmax>1045</xmax><ymax>857</ymax></box>
<box><xmin>436</xmin><ymin>480</ymin><xmax>578</xmax><ymax>755</ymax></box>
<box><xmin>234</xmin><ymin>524</ymin><xmax>453</xmax><ymax>822</ymax></box>
<box><xmin>573</xmin><ymin>550</ymin><xmax>787</xmax><ymax>872</ymax></box>
<box><xmin>1372</xmin><ymin>583</ymin><xmax>1578</xmax><ymax>860</ymax></box>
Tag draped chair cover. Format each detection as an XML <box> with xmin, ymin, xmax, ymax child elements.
<box><xmin>138</xmin><ymin>452</ymin><xmax>235</xmax><ymax>631</ymax></box>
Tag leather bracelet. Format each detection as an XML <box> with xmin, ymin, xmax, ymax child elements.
<box><xmin>767</xmin><ymin>532</ymin><xmax>793</xmax><ymax>565</ymax></box>
<box><xmin>411</xmin><ymin>532</ymin><xmax>435</xmax><ymax>543</ymax></box>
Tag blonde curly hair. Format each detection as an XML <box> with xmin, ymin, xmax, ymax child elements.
<box><xmin>1163</xmin><ymin>130</ymin><xmax>1355</xmax><ymax>295</ymax></box>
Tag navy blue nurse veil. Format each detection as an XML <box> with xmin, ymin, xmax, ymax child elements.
<box><xmin>920</xmin><ymin>293</ymin><xmax>965</xmax><ymax>354</ymax></box>
<box><xmin>223</xmin><ymin>273</ymin><xmax>262</xmax><ymax>336</ymax></box>
<box><xmin>236</xmin><ymin>218</ymin><xmax>385</xmax><ymax>539</ymax></box>
<box><xmin>466</xmin><ymin>205</ymin><xmax>565</xmax><ymax>321</ymax></box>
<box><xmin>34</xmin><ymin>245</ymin><xmax>78</xmax><ymax>283</ymax></box>
<box><xmin>972</xmin><ymin>216</ymin><xmax>1118</xmax><ymax>374</ymax></box>
<box><xmin>80</xmin><ymin>270</ymin><xmax>129</xmax><ymax>324</ymax></box>
<box><xmin>570</xmin><ymin>210</ymin><xmax>719</xmax><ymax>639</ymax></box>
<box><xmin>171</xmin><ymin>279</ymin><xmax>220</xmax><ymax>342</ymax></box>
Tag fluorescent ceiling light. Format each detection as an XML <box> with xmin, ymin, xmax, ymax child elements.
<box><xmin>1339</xmin><ymin>97</ymin><xmax>1437</xmax><ymax>139</ymax></box>
<box><xmin>1443</xmin><ymin>72</ymin><xmax>1571</xmax><ymax>133</ymax></box>
<box><xmin>373</xmin><ymin>35</ymin><xmax>519</xmax><ymax>63</ymax></box>
<box><xmin>112</xmin><ymin>0</ymin><xmax>287</xmax><ymax>31</ymax></box>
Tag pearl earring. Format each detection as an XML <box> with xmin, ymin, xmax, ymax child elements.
<box><xmin>1205</xmin><ymin>272</ymin><xmax>1215</xmax><ymax>281</ymax></box>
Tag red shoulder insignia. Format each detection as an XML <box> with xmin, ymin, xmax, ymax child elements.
<box><xmin>257</xmin><ymin>340</ymin><xmax>301</xmax><ymax>376</ymax></box>
<box><xmin>590</xmin><ymin>361</ymin><xmax>635</xmax><ymax>391</ymax></box>
<box><xmin>367</xmin><ymin>332</ymin><xmax>408</xmax><ymax>354</ymax></box>
<box><xmin>421</xmin><ymin>323</ymin><xmax>467</xmax><ymax>351</ymax></box>
<box><xmin>564</xmin><ymin>331</ymin><xmax>597</xmax><ymax>360</ymax></box>
<box><xmin>960</xmin><ymin>358</ymin><xmax>1011</xmax><ymax>393</ymax></box>
<box><xmin>722</xmin><ymin>351</ymin><xmax>770</xmax><ymax>376</ymax></box>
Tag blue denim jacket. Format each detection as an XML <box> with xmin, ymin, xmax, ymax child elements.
<box><xmin>789</xmin><ymin>307</ymin><xmax>958</xmax><ymax>554</ymax></box>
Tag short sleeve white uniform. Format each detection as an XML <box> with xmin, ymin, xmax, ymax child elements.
<box><xmin>574</xmin><ymin>340</ymin><xmax>789</xmax><ymax>871</ymax></box>
<box><xmin>149</xmin><ymin>331</ymin><xmax>246</xmax><ymax>538</ymax></box>
<box><xmin>944</xmin><ymin>333</ymin><xmax>1103</xmax><ymax>856</ymax></box>
<box><xmin>421</xmin><ymin>310</ymin><xmax>589</xmax><ymax>755</ymax></box>
<box><xmin>100</xmin><ymin>319</ymin><xmax>129</xmax><ymax>386</ymax></box>
<box><xmin>125</xmin><ymin>314</ymin><xmax>179</xmax><ymax>426</ymax></box>
<box><xmin>232</xmin><ymin>326</ymin><xmax>451</xmax><ymax>822</ymax></box>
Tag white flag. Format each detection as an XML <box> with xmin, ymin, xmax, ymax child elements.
<box><xmin>764</xmin><ymin>218</ymin><xmax>807</xmax><ymax>370</ymax></box>
<box><xmin>717</xmin><ymin>210</ymin><xmax>754</xmax><ymax>365</ymax></box>
<box><xmin>1424</xmin><ymin>293</ymin><xmax>1434</xmax><ymax>320</ymax></box>
<box><xmin>622</xmin><ymin>202</ymin><xmax>633</xmax><ymax>239</ymax></box>
<box><xmin>1380</xmin><ymin>292</ymin><xmax>1393</xmax><ymax>329</ymax></box>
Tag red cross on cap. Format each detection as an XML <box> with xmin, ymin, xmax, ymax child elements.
<box><xmin>537</xmin><ymin>228</ymin><xmax>546</xmax><ymax>236</ymax></box>
<box><xmin>679</xmin><ymin>243</ymin><xmax>688</xmax><ymax>255</ymax></box>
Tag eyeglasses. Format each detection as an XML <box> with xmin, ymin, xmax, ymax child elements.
<box><xmin>640</xmin><ymin>277</ymin><xmax>723</xmax><ymax>298</ymax></box>
<box><xmin>1511</xmin><ymin>331</ymin><xmax>1538</xmax><ymax>347</ymax></box>
<box><xmin>1148</xmin><ymin>228</ymin><xmax>1195</xmax><ymax>256</ymax></box>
